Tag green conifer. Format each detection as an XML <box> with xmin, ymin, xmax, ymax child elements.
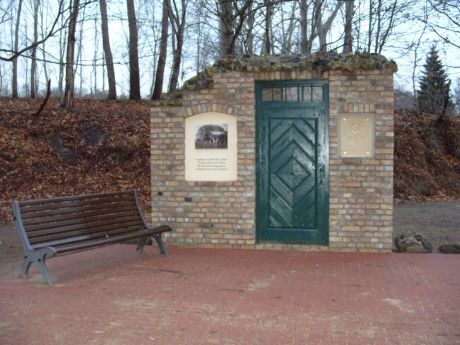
<box><xmin>417</xmin><ymin>46</ymin><xmax>452</xmax><ymax>116</ymax></box>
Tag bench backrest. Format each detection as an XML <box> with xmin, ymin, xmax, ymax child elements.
<box><xmin>13</xmin><ymin>191</ymin><xmax>146</xmax><ymax>249</ymax></box>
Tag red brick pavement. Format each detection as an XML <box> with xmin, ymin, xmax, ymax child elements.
<box><xmin>0</xmin><ymin>245</ymin><xmax>458</xmax><ymax>345</ymax></box>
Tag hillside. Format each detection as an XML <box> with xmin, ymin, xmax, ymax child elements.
<box><xmin>0</xmin><ymin>98</ymin><xmax>151</xmax><ymax>223</ymax></box>
<box><xmin>394</xmin><ymin>110</ymin><xmax>460</xmax><ymax>200</ymax></box>
<box><xmin>0</xmin><ymin>98</ymin><xmax>459</xmax><ymax>223</ymax></box>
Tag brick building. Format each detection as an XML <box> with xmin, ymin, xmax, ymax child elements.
<box><xmin>150</xmin><ymin>53</ymin><xmax>397</xmax><ymax>252</ymax></box>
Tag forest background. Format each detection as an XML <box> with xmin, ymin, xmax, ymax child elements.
<box><xmin>0</xmin><ymin>0</ymin><xmax>459</xmax><ymax>104</ymax></box>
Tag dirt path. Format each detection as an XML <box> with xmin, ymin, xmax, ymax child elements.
<box><xmin>0</xmin><ymin>201</ymin><xmax>458</xmax><ymax>277</ymax></box>
<box><xmin>0</xmin><ymin>224</ymin><xmax>21</xmax><ymax>277</ymax></box>
<box><xmin>393</xmin><ymin>200</ymin><xmax>460</xmax><ymax>251</ymax></box>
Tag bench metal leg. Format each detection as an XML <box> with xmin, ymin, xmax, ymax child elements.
<box><xmin>20</xmin><ymin>256</ymin><xmax>32</xmax><ymax>278</ymax></box>
<box><xmin>153</xmin><ymin>234</ymin><xmax>167</xmax><ymax>256</ymax></box>
<box><xmin>136</xmin><ymin>237</ymin><xmax>147</xmax><ymax>252</ymax></box>
<box><xmin>19</xmin><ymin>247</ymin><xmax>56</xmax><ymax>286</ymax></box>
<box><xmin>36</xmin><ymin>256</ymin><xmax>53</xmax><ymax>286</ymax></box>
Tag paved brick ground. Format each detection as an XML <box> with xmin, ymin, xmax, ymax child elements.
<box><xmin>0</xmin><ymin>245</ymin><xmax>458</xmax><ymax>345</ymax></box>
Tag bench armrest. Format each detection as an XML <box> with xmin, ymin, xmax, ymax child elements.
<box><xmin>144</xmin><ymin>224</ymin><xmax>172</xmax><ymax>234</ymax></box>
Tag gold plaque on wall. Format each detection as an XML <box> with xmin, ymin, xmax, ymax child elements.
<box><xmin>339</xmin><ymin>114</ymin><xmax>375</xmax><ymax>158</ymax></box>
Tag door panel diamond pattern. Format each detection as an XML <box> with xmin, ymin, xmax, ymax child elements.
<box><xmin>269</xmin><ymin>118</ymin><xmax>317</xmax><ymax>228</ymax></box>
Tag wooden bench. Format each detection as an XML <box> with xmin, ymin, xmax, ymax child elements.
<box><xmin>12</xmin><ymin>190</ymin><xmax>172</xmax><ymax>285</ymax></box>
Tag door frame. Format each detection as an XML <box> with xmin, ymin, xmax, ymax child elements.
<box><xmin>255</xmin><ymin>80</ymin><xmax>329</xmax><ymax>245</ymax></box>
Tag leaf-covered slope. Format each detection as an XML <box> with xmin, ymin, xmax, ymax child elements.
<box><xmin>394</xmin><ymin>111</ymin><xmax>460</xmax><ymax>200</ymax></box>
<box><xmin>0</xmin><ymin>98</ymin><xmax>151</xmax><ymax>223</ymax></box>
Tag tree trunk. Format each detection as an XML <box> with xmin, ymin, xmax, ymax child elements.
<box><xmin>0</xmin><ymin>66</ymin><xmax>3</xmax><ymax>95</ymax></box>
<box><xmin>99</xmin><ymin>0</ymin><xmax>116</xmax><ymax>99</ymax></box>
<box><xmin>40</xmin><ymin>2</ymin><xmax>49</xmax><ymax>83</ymax></box>
<box><xmin>343</xmin><ymin>0</ymin><xmax>354</xmax><ymax>54</ymax></box>
<box><xmin>300</xmin><ymin>0</ymin><xmax>308</xmax><ymax>53</ymax></box>
<box><xmin>219</xmin><ymin>0</ymin><xmax>234</xmax><ymax>57</ymax></box>
<box><xmin>92</xmin><ymin>18</ymin><xmax>98</xmax><ymax>95</ymax></box>
<box><xmin>127</xmin><ymin>0</ymin><xmax>140</xmax><ymax>100</ymax></box>
<box><xmin>169</xmin><ymin>37</ymin><xmax>183</xmax><ymax>93</ymax></box>
<box><xmin>367</xmin><ymin>0</ymin><xmax>374</xmax><ymax>52</ymax></box>
<box><xmin>377</xmin><ymin>0</ymin><xmax>397</xmax><ymax>54</ymax></box>
<box><xmin>282</xmin><ymin>2</ymin><xmax>297</xmax><ymax>54</ymax></box>
<box><xmin>262</xmin><ymin>0</ymin><xmax>273</xmax><ymax>54</ymax></box>
<box><xmin>195</xmin><ymin>0</ymin><xmax>203</xmax><ymax>74</ymax></box>
<box><xmin>76</xmin><ymin>4</ymin><xmax>86</xmax><ymax>96</ymax></box>
<box><xmin>30</xmin><ymin>0</ymin><xmax>39</xmax><ymax>98</ymax></box>
<box><xmin>315</xmin><ymin>0</ymin><xmax>326</xmax><ymax>52</ymax></box>
<box><xmin>12</xmin><ymin>0</ymin><xmax>24</xmax><ymax>98</ymax></box>
<box><xmin>246</xmin><ymin>2</ymin><xmax>254</xmax><ymax>54</ymax></box>
<box><xmin>151</xmin><ymin>0</ymin><xmax>169</xmax><ymax>100</ymax></box>
<box><xmin>58</xmin><ymin>10</ymin><xmax>66</xmax><ymax>97</ymax></box>
<box><xmin>316</xmin><ymin>0</ymin><xmax>342</xmax><ymax>52</ymax></box>
<box><xmin>374</xmin><ymin>0</ymin><xmax>382</xmax><ymax>53</ymax></box>
<box><xmin>61</xmin><ymin>0</ymin><xmax>80</xmax><ymax>109</ymax></box>
<box><xmin>168</xmin><ymin>0</ymin><xmax>186</xmax><ymax>92</ymax></box>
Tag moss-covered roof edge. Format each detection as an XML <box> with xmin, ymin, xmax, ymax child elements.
<box><xmin>153</xmin><ymin>52</ymin><xmax>397</xmax><ymax>107</ymax></box>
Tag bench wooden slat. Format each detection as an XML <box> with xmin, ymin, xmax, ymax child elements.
<box><xmin>28</xmin><ymin>216</ymin><xmax>144</xmax><ymax>243</ymax></box>
<box><xmin>29</xmin><ymin>220</ymin><xmax>144</xmax><ymax>245</ymax></box>
<box><xmin>54</xmin><ymin>226</ymin><xmax>170</xmax><ymax>254</ymax></box>
<box><xmin>32</xmin><ymin>225</ymin><xmax>149</xmax><ymax>249</ymax></box>
<box><xmin>22</xmin><ymin>203</ymin><xmax>137</xmax><ymax>226</ymax></box>
<box><xmin>19</xmin><ymin>193</ymin><xmax>134</xmax><ymax>214</ymax></box>
<box><xmin>19</xmin><ymin>191</ymin><xmax>130</xmax><ymax>206</ymax></box>
<box><xmin>25</xmin><ymin>208</ymin><xmax>140</xmax><ymax>232</ymax></box>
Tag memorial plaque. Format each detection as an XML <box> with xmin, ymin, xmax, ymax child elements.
<box><xmin>339</xmin><ymin>114</ymin><xmax>375</xmax><ymax>158</ymax></box>
<box><xmin>185</xmin><ymin>112</ymin><xmax>237</xmax><ymax>181</ymax></box>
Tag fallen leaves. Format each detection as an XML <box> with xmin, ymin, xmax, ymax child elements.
<box><xmin>0</xmin><ymin>97</ymin><xmax>152</xmax><ymax>224</ymax></box>
<box><xmin>394</xmin><ymin>110</ymin><xmax>460</xmax><ymax>201</ymax></box>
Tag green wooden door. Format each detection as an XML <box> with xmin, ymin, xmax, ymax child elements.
<box><xmin>256</xmin><ymin>81</ymin><xmax>329</xmax><ymax>245</ymax></box>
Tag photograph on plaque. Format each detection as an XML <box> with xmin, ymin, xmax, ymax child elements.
<box><xmin>195</xmin><ymin>123</ymin><xmax>228</xmax><ymax>149</ymax></box>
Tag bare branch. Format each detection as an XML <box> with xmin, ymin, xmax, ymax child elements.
<box><xmin>0</xmin><ymin>0</ymin><xmax>98</xmax><ymax>62</ymax></box>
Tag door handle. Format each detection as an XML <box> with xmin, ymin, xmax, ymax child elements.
<box><xmin>319</xmin><ymin>164</ymin><xmax>326</xmax><ymax>185</ymax></box>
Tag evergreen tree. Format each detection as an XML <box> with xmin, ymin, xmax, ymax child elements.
<box><xmin>417</xmin><ymin>46</ymin><xmax>452</xmax><ymax>116</ymax></box>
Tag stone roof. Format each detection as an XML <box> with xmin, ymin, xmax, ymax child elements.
<box><xmin>155</xmin><ymin>52</ymin><xmax>397</xmax><ymax>106</ymax></box>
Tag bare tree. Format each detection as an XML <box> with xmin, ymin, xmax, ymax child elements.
<box><xmin>61</xmin><ymin>0</ymin><xmax>80</xmax><ymax>109</ymax></box>
<box><xmin>75</xmin><ymin>4</ymin><xmax>86</xmax><ymax>95</ymax></box>
<box><xmin>373</xmin><ymin>0</ymin><xmax>398</xmax><ymax>53</ymax></box>
<box><xmin>91</xmin><ymin>17</ymin><xmax>98</xmax><ymax>95</ymax></box>
<box><xmin>99</xmin><ymin>0</ymin><xmax>116</xmax><ymax>99</ymax></box>
<box><xmin>151</xmin><ymin>0</ymin><xmax>169</xmax><ymax>100</ymax></box>
<box><xmin>419</xmin><ymin>0</ymin><xmax>460</xmax><ymax>49</ymax></box>
<box><xmin>40</xmin><ymin>1</ymin><xmax>49</xmax><ymax>83</ymax></box>
<box><xmin>299</xmin><ymin>0</ymin><xmax>318</xmax><ymax>54</ymax></box>
<box><xmin>315</xmin><ymin>0</ymin><xmax>342</xmax><ymax>52</ymax></box>
<box><xmin>12</xmin><ymin>0</ymin><xmax>24</xmax><ymax>98</ymax></box>
<box><xmin>280</xmin><ymin>1</ymin><xmax>297</xmax><ymax>54</ymax></box>
<box><xmin>343</xmin><ymin>0</ymin><xmax>354</xmax><ymax>53</ymax></box>
<box><xmin>127</xmin><ymin>0</ymin><xmax>140</xmax><ymax>100</ymax></box>
<box><xmin>245</xmin><ymin>1</ymin><xmax>255</xmax><ymax>54</ymax></box>
<box><xmin>168</xmin><ymin>0</ymin><xmax>187</xmax><ymax>92</ymax></box>
<box><xmin>1</xmin><ymin>0</ymin><xmax>66</xmax><ymax>62</ymax></box>
<box><xmin>262</xmin><ymin>0</ymin><xmax>274</xmax><ymax>54</ymax></box>
<box><xmin>219</xmin><ymin>0</ymin><xmax>234</xmax><ymax>56</ymax></box>
<box><xmin>217</xmin><ymin>0</ymin><xmax>253</xmax><ymax>57</ymax></box>
<box><xmin>193</xmin><ymin>0</ymin><xmax>205</xmax><ymax>72</ymax></box>
<box><xmin>0</xmin><ymin>2</ymin><xmax>14</xmax><ymax>25</ymax></box>
<box><xmin>30</xmin><ymin>0</ymin><xmax>40</xmax><ymax>98</ymax></box>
